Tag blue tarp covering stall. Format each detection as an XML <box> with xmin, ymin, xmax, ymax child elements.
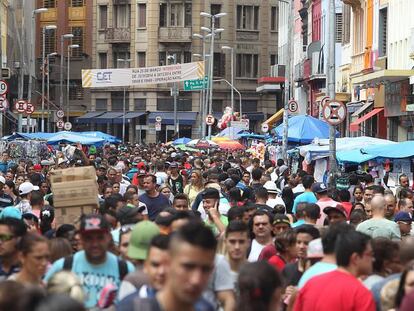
<box><xmin>273</xmin><ymin>115</ymin><xmax>338</xmax><ymax>144</ymax></box>
<box><xmin>47</xmin><ymin>133</ymin><xmax>105</xmax><ymax>146</ymax></box>
<box><xmin>78</xmin><ymin>131</ymin><xmax>121</xmax><ymax>144</ymax></box>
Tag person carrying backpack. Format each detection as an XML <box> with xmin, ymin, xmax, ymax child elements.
<box><xmin>44</xmin><ymin>214</ymin><xmax>135</xmax><ymax>309</ymax></box>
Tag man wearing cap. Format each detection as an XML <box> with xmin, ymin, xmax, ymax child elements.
<box><xmin>264</xmin><ymin>181</ymin><xmax>285</xmax><ymax>208</ymax></box>
<box><xmin>323</xmin><ymin>204</ymin><xmax>348</xmax><ymax>225</ymax></box>
<box><xmin>394</xmin><ymin>211</ymin><xmax>412</xmax><ymax>239</ymax></box>
<box><xmin>313</xmin><ymin>182</ymin><xmax>339</xmax><ymax>226</ymax></box>
<box><xmin>45</xmin><ymin>214</ymin><xmax>135</xmax><ymax>309</ymax></box>
<box><xmin>167</xmin><ymin>162</ymin><xmax>184</xmax><ymax>195</ymax></box>
<box><xmin>15</xmin><ymin>182</ymin><xmax>39</xmax><ymax>214</ymax></box>
<box><xmin>0</xmin><ymin>176</ymin><xmax>13</xmax><ymax>211</ymax></box>
<box><xmin>292</xmin><ymin>175</ymin><xmax>317</xmax><ymax>214</ymax></box>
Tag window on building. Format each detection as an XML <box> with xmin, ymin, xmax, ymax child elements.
<box><xmin>178</xmin><ymin>99</ymin><xmax>192</xmax><ymax>111</ymax></box>
<box><xmin>354</xmin><ymin>8</ymin><xmax>364</xmax><ymax>53</ymax></box>
<box><xmin>113</xmin><ymin>50</ymin><xmax>130</xmax><ymax>68</ymax></box>
<box><xmin>160</xmin><ymin>4</ymin><xmax>167</xmax><ymax>27</ymax></box>
<box><xmin>98</xmin><ymin>53</ymin><xmax>107</xmax><ymax>69</ymax></box>
<box><xmin>213</xmin><ymin>53</ymin><xmax>225</xmax><ymax>77</ymax></box>
<box><xmin>211</xmin><ymin>4</ymin><xmax>222</xmax><ymax>28</ymax></box>
<box><xmin>241</xmin><ymin>100</ymin><xmax>257</xmax><ymax>112</ymax></box>
<box><xmin>159</xmin><ymin>2</ymin><xmax>191</xmax><ymax>27</ymax></box>
<box><xmin>159</xmin><ymin>51</ymin><xmax>190</xmax><ymax>65</ymax></box>
<box><xmin>270</xmin><ymin>54</ymin><xmax>277</xmax><ymax>66</ymax></box>
<box><xmin>112</xmin><ymin>92</ymin><xmax>128</xmax><ymax>111</ymax></box>
<box><xmin>170</xmin><ymin>4</ymin><xmax>183</xmax><ymax>27</ymax></box>
<box><xmin>157</xmin><ymin>98</ymin><xmax>191</xmax><ymax>111</ymax></box>
<box><xmin>312</xmin><ymin>0</ymin><xmax>321</xmax><ymax>41</ymax></box>
<box><xmin>379</xmin><ymin>7</ymin><xmax>388</xmax><ymax>57</ymax></box>
<box><xmin>114</xmin><ymin>4</ymin><xmax>131</xmax><ymax>28</ymax></box>
<box><xmin>71</xmin><ymin>0</ymin><xmax>84</xmax><ymax>7</ymax></box>
<box><xmin>271</xmin><ymin>6</ymin><xmax>278</xmax><ymax>31</ymax></box>
<box><xmin>159</xmin><ymin>52</ymin><xmax>167</xmax><ymax>66</ymax></box>
<box><xmin>184</xmin><ymin>51</ymin><xmax>191</xmax><ymax>63</ymax></box>
<box><xmin>237</xmin><ymin>5</ymin><xmax>259</xmax><ymax>30</ymax></box>
<box><xmin>70</xmin><ymin>27</ymin><xmax>83</xmax><ymax>57</ymax></box>
<box><xmin>69</xmin><ymin>80</ymin><xmax>84</xmax><ymax>100</ymax></box>
<box><xmin>41</xmin><ymin>27</ymin><xmax>56</xmax><ymax>56</ymax></box>
<box><xmin>185</xmin><ymin>3</ymin><xmax>192</xmax><ymax>27</ymax></box>
<box><xmin>96</xmin><ymin>99</ymin><xmax>107</xmax><ymax>111</ymax></box>
<box><xmin>99</xmin><ymin>5</ymin><xmax>108</xmax><ymax>29</ymax></box>
<box><xmin>335</xmin><ymin>13</ymin><xmax>343</xmax><ymax>43</ymax></box>
<box><xmin>212</xmin><ymin>100</ymin><xmax>223</xmax><ymax>112</ymax></box>
<box><xmin>342</xmin><ymin>4</ymin><xmax>351</xmax><ymax>44</ymax></box>
<box><xmin>43</xmin><ymin>0</ymin><xmax>56</xmax><ymax>8</ymax></box>
<box><xmin>137</xmin><ymin>52</ymin><xmax>146</xmax><ymax>67</ymax></box>
<box><xmin>137</xmin><ymin>3</ymin><xmax>146</xmax><ymax>28</ymax></box>
<box><xmin>134</xmin><ymin>99</ymin><xmax>146</xmax><ymax>110</ymax></box>
<box><xmin>236</xmin><ymin>54</ymin><xmax>259</xmax><ymax>78</ymax></box>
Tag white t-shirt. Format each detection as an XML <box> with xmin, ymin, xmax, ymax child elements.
<box><xmin>267</xmin><ymin>197</ymin><xmax>286</xmax><ymax>208</ymax></box>
<box><xmin>248</xmin><ymin>239</ymin><xmax>267</xmax><ymax>262</ymax></box>
<box><xmin>155</xmin><ymin>171</ymin><xmax>168</xmax><ymax>186</ymax></box>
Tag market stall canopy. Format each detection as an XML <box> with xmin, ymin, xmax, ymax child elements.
<box><xmin>217</xmin><ymin>127</ymin><xmax>247</xmax><ymax>139</ymax></box>
<box><xmin>273</xmin><ymin>115</ymin><xmax>337</xmax><ymax>144</ymax></box>
<box><xmin>337</xmin><ymin>140</ymin><xmax>414</xmax><ymax>164</ymax></box>
<box><xmin>217</xmin><ymin>140</ymin><xmax>246</xmax><ymax>151</ymax></box>
<box><xmin>172</xmin><ymin>137</ymin><xmax>192</xmax><ymax>145</ymax></box>
<box><xmin>186</xmin><ymin>139</ymin><xmax>218</xmax><ymax>149</ymax></box>
<box><xmin>299</xmin><ymin>136</ymin><xmax>395</xmax><ymax>162</ymax></box>
<box><xmin>78</xmin><ymin>131</ymin><xmax>121</xmax><ymax>144</ymax></box>
<box><xmin>47</xmin><ymin>133</ymin><xmax>105</xmax><ymax>146</ymax></box>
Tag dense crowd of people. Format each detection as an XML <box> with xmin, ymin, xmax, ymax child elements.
<box><xmin>0</xmin><ymin>143</ymin><xmax>413</xmax><ymax>310</ymax></box>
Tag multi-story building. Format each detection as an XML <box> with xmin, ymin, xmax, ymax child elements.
<box><xmin>82</xmin><ymin>0</ymin><xmax>279</xmax><ymax>143</ymax></box>
<box><xmin>33</xmin><ymin>0</ymin><xmax>93</xmax><ymax>129</ymax></box>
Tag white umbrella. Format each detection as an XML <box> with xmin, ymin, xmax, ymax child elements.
<box><xmin>186</xmin><ymin>139</ymin><xmax>218</xmax><ymax>149</ymax></box>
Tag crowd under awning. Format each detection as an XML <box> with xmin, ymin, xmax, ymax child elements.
<box><xmin>350</xmin><ymin>108</ymin><xmax>384</xmax><ymax>132</ymax></box>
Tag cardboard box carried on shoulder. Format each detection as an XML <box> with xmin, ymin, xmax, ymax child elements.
<box><xmin>50</xmin><ymin>166</ymin><xmax>99</xmax><ymax>225</ymax></box>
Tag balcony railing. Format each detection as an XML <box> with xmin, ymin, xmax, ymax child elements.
<box><xmin>159</xmin><ymin>27</ymin><xmax>192</xmax><ymax>42</ymax></box>
<box><xmin>105</xmin><ymin>28</ymin><xmax>131</xmax><ymax>43</ymax></box>
<box><xmin>351</xmin><ymin>52</ymin><xmax>365</xmax><ymax>75</ymax></box>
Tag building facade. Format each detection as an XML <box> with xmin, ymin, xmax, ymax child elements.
<box><xmin>84</xmin><ymin>0</ymin><xmax>280</xmax><ymax>143</ymax></box>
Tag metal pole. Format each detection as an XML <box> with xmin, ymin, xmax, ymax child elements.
<box><xmin>14</xmin><ymin>0</ymin><xmax>24</xmax><ymax>132</ymax></box>
<box><xmin>122</xmin><ymin>86</ymin><xmax>126</xmax><ymax>142</ymax></box>
<box><xmin>172</xmin><ymin>56</ymin><xmax>178</xmax><ymax>138</ymax></box>
<box><xmin>208</xmin><ymin>17</ymin><xmax>215</xmax><ymax>139</ymax></box>
<box><xmin>41</xmin><ymin>28</ymin><xmax>45</xmax><ymax>132</ymax></box>
<box><xmin>66</xmin><ymin>47</ymin><xmax>70</xmax><ymax>123</ymax></box>
<box><xmin>201</xmin><ymin>37</ymin><xmax>206</xmax><ymax>138</ymax></box>
<box><xmin>328</xmin><ymin>0</ymin><xmax>337</xmax><ymax>185</ymax></box>
<box><xmin>60</xmin><ymin>36</ymin><xmax>64</xmax><ymax>109</ymax></box>
<box><xmin>47</xmin><ymin>55</ymin><xmax>50</xmax><ymax>132</ymax></box>
<box><xmin>230</xmin><ymin>48</ymin><xmax>234</xmax><ymax>112</ymax></box>
<box><xmin>27</xmin><ymin>13</ymin><xmax>35</xmax><ymax>133</ymax></box>
<box><xmin>282</xmin><ymin>0</ymin><xmax>293</xmax><ymax>162</ymax></box>
<box><xmin>0</xmin><ymin>10</ymin><xmax>3</xmax><ymax>137</ymax></box>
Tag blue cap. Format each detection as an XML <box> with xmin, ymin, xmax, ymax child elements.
<box><xmin>394</xmin><ymin>211</ymin><xmax>412</xmax><ymax>222</ymax></box>
<box><xmin>0</xmin><ymin>206</ymin><xmax>22</xmax><ymax>220</ymax></box>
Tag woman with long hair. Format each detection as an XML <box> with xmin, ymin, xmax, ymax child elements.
<box><xmin>353</xmin><ymin>186</ymin><xmax>364</xmax><ymax>203</ymax></box>
<box><xmin>14</xmin><ymin>174</ymin><xmax>25</xmax><ymax>189</ymax></box>
<box><xmin>395</xmin><ymin>260</ymin><xmax>414</xmax><ymax>309</ymax></box>
<box><xmin>3</xmin><ymin>181</ymin><xmax>19</xmax><ymax>205</ymax></box>
<box><xmin>268</xmin><ymin>229</ymin><xmax>297</xmax><ymax>271</ymax></box>
<box><xmin>10</xmin><ymin>233</ymin><xmax>50</xmax><ymax>286</ymax></box>
<box><xmin>184</xmin><ymin>169</ymin><xmax>204</xmax><ymax>206</ymax></box>
<box><xmin>237</xmin><ymin>261</ymin><xmax>283</xmax><ymax>311</ymax></box>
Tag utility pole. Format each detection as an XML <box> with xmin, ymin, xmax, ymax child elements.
<box><xmin>13</xmin><ymin>0</ymin><xmax>24</xmax><ymax>132</ymax></box>
<box><xmin>282</xmin><ymin>0</ymin><xmax>293</xmax><ymax>162</ymax></box>
<box><xmin>167</xmin><ymin>54</ymin><xmax>178</xmax><ymax>138</ymax></box>
<box><xmin>0</xmin><ymin>6</ymin><xmax>3</xmax><ymax>137</ymax></box>
<box><xmin>327</xmin><ymin>0</ymin><xmax>337</xmax><ymax>185</ymax></box>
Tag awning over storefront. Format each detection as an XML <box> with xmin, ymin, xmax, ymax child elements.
<box><xmin>148</xmin><ymin>112</ymin><xmax>198</xmax><ymax>125</ymax></box>
<box><xmin>350</xmin><ymin>108</ymin><xmax>384</xmax><ymax>132</ymax></box>
<box><xmin>351</xmin><ymin>101</ymin><xmax>373</xmax><ymax>117</ymax></box>
<box><xmin>113</xmin><ymin>112</ymin><xmax>146</xmax><ymax>124</ymax></box>
<box><xmin>94</xmin><ymin>112</ymin><xmax>124</xmax><ymax>124</ymax></box>
<box><xmin>75</xmin><ymin>111</ymin><xmax>105</xmax><ymax>124</ymax></box>
<box><xmin>263</xmin><ymin>109</ymin><xmax>284</xmax><ymax>127</ymax></box>
<box><xmin>352</xmin><ymin>70</ymin><xmax>414</xmax><ymax>85</ymax></box>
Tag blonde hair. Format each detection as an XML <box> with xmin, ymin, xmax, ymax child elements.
<box><xmin>46</xmin><ymin>271</ymin><xmax>85</xmax><ymax>303</ymax></box>
<box><xmin>380</xmin><ymin>278</ymin><xmax>399</xmax><ymax>311</ymax></box>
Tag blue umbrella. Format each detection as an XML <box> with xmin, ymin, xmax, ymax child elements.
<box><xmin>78</xmin><ymin>131</ymin><xmax>122</xmax><ymax>144</ymax></box>
<box><xmin>173</xmin><ymin>137</ymin><xmax>192</xmax><ymax>145</ymax></box>
<box><xmin>47</xmin><ymin>132</ymin><xmax>105</xmax><ymax>146</ymax></box>
<box><xmin>273</xmin><ymin>115</ymin><xmax>338</xmax><ymax>144</ymax></box>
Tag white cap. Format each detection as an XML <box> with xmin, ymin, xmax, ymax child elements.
<box><xmin>19</xmin><ymin>182</ymin><xmax>39</xmax><ymax>195</ymax></box>
<box><xmin>264</xmin><ymin>181</ymin><xmax>280</xmax><ymax>194</ymax></box>
<box><xmin>0</xmin><ymin>176</ymin><xmax>5</xmax><ymax>184</ymax></box>
<box><xmin>171</xmin><ymin>152</ymin><xmax>177</xmax><ymax>158</ymax></box>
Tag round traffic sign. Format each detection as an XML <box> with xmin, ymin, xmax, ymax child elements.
<box><xmin>0</xmin><ymin>96</ymin><xmax>9</xmax><ymax>112</ymax></box>
<box><xmin>15</xmin><ymin>100</ymin><xmax>27</xmax><ymax>113</ymax></box>
<box><xmin>288</xmin><ymin>100</ymin><xmax>298</xmax><ymax>113</ymax></box>
<box><xmin>56</xmin><ymin>110</ymin><xmax>65</xmax><ymax>119</ymax></box>
<box><xmin>0</xmin><ymin>80</ymin><xmax>9</xmax><ymax>96</ymax></box>
<box><xmin>322</xmin><ymin>100</ymin><xmax>346</xmax><ymax>126</ymax></box>
<box><xmin>155</xmin><ymin>116</ymin><xmax>162</xmax><ymax>123</ymax></box>
<box><xmin>25</xmin><ymin>103</ymin><xmax>35</xmax><ymax>115</ymax></box>
<box><xmin>261</xmin><ymin>123</ymin><xmax>269</xmax><ymax>133</ymax></box>
<box><xmin>205</xmin><ymin>114</ymin><xmax>215</xmax><ymax>126</ymax></box>
<box><xmin>64</xmin><ymin>122</ymin><xmax>72</xmax><ymax>131</ymax></box>
<box><xmin>56</xmin><ymin>119</ymin><xmax>64</xmax><ymax>129</ymax></box>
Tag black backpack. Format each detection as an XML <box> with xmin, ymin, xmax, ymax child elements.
<box><xmin>62</xmin><ymin>255</ymin><xmax>129</xmax><ymax>280</ymax></box>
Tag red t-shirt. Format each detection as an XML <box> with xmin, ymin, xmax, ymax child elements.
<box><xmin>258</xmin><ymin>244</ymin><xmax>276</xmax><ymax>261</ymax></box>
<box><xmin>294</xmin><ymin>270</ymin><xmax>375</xmax><ymax>311</ymax></box>
<box><xmin>268</xmin><ymin>255</ymin><xmax>286</xmax><ymax>271</ymax></box>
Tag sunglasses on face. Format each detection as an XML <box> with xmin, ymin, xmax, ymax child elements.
<box><xmin>0</xmin><ymin>234</ymin><xmax>14</xmax><ymax>242</ymax></box>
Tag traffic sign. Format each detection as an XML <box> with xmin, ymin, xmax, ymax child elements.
<box><xmin>15</xmin><ymin>100</ymin><xmax>27</xmax><ymax>113</ymax></box>
<box><xmin>25</xmin><ymin>103</ymin><xmax>34</xmax><ymax>115</ymax></box>
<box><xmin>0</xmin><ymin>96</ymin><xmax>9</xmax><ymax>112</ymax></box>
<box><xmin>288</xmin><ymin>100</ymin><xmax>298</xmax><ymax>113</ymax></box>
<box><xmin>184</xmin><ymin>77</ymin><xmax>208</xmax><ymax>91</ymax></box>
<box><xmin>56</xmin><ymin>110</ymin><xmax>64</xmax><ymax>119</ymax></box>
<box><xmin>64</xmin><ymin>122</ymin><xmax>72</xmax><ymax>131</ymax></box>
<box><xmin>56</xmin><ymin>119</ymin><xmax>64</xmax><ymax>129</ymax></box>
<box><xmin>0</xmin><ymin>80</ymin><xmax>9</xmax><ymax>96</ymax></box>
<box><xmin>155</xmin><ymin>121</ymin><xmax>162</xmax><ymax>131</ymax></box>
<box><xmin>261</xmin><ymin>123</ymin><xmax>269</xmax><ymax>133</ymax></box>
<box><xmin>231</xmin><ymin>119</ymin><xmax>249</xmax><ymax>130</ymax></box>
<box><xmin>205</xmin><ymin>114</ymin><xmax>215</xmax><ymax>126</ymax></box>
<box><xmin>322</xmin><ymin>100</ymin><xmax>346</xmax><ymax>126</ymax></box>
<box><xmin>155</xmin><ymin>116</ymin><xmax>162</xmax><ymax>123</ymax></box>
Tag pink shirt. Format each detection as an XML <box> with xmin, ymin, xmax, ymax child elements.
<box><xmin>316</xmin><ymin>198</ymin><xmax>340</xmax><ymax>226</ymax></box>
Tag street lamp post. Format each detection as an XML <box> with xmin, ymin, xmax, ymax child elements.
<box><xmin>221</xmin><ymin>46</ymin><xmax>234</xmax><ymax>112</ymax></box>
<box><xmin>28</xmin><ymin>7</ymin><xmax>48</xmax><ymax>133</ymax></box>
<box><xmin>167</xmin><ymin>54</ymin><xmax>178</xmax><ymax>138</ymax></box>
<box><xmin>117</xmin><ymin>58</ymin><xmax>131</xmax><ymax>143</ymax></box>
<box><xmin>42</xmin><ymin>25</ymin><xmax>57</xmax><ymax>132</ymax></box>
<box><xmin>47</xmin><ymin>52</ymin><xmax>57</xmax><ymax>132</ymax></box>
<box><xmin>66</xmin><ymin>44</ymin><xmax>79</xmax><ymax>124</ymax></box>
<box><xmin>193</xmin><ymin>33</ymin><xmax>208</xmax><ymax>138</ymax></box>
<box><xmin>200</xmin><ymin>12</ymin><xmax>227</xmax><ymax>139</ymax></box>
<box><xmin>60</xmin><ymin>34</ymin><xmax>74</xmax><ymax>112</ymax></box>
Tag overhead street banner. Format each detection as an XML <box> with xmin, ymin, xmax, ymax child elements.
<box><xmin>82</xmin><ymin>61</ymin><xmax>205</xmax><ymax>88</ymax></box>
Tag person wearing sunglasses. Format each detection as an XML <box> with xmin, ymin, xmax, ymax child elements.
<box><xmin>0</xmin><ymin>217</ymin><xmax>27</xmax><ymax>281</ymax></box>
